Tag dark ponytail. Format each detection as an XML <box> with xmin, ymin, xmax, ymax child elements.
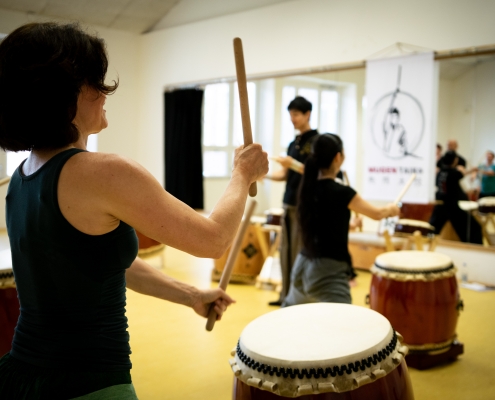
<box><xmin>297</xmin><ymin>134</ymin><xmax>343</xmax><ymax>258</ymax></box>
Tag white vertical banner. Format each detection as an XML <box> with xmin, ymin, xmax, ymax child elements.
<box><xmin>363</xmin><ymin>52</ymin><xmax>437</xmax><ymax>203</ymax></box>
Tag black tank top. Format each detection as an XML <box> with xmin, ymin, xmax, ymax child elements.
<box><xmin>6</xmin><ymin>148</ymin><xmax>138</xmax><ymax>371</ymax></box>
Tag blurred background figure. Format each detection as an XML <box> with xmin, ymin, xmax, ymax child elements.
<box><xmin>437</xmin><ymin>139</ymin><xmax>467</xmax><ymax>174</ymax></box>
<box><xmin>436</xmin><ymin>143</ymin><xmax>443</xmax><ymax>162</ymax></box>
<box><xmin>430</xmin><ymin>151</ymin><xmax>482</xmax><ymax>243</ymax></box>
<box><xmin>478</xmin><ymin>150</ymin><xmax>495</xmax><ymax>198</ymax></box>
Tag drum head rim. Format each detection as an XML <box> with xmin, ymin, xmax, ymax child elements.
<box><xmin>238</xmin><ymin>304</ymin><xmax>394</xmax><ymax>368</ymax></box>
<box><xmin>374</xmin><ymin>250</ymin><xmax>453</xmax><ymax>271</ymax></box>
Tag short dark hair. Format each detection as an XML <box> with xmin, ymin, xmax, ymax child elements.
<box><xmin>0</xmin><ymin>22</ymin><xmax>118</xmax><ymax>151</ymax></box>
<box><xmin>442</xmin><ymin>150</ymin><xmax>458</xmax><ymax>167</ymax></box>
<box><xmin>287</xmin><ymin>96</ymin><xmax>312</xmax><ymax>113</ymax></box>
<box><xmin>437</xmin><ymin>143</ymin><xmax>442</xmax><ymax>150</ymax></box>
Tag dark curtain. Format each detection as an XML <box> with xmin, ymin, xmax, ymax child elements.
<box><xmin>164</xmin><ymin>89</ymin><xmax>204</xmax><ymax>209</ymax></box>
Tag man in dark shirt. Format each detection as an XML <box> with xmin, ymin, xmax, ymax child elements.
<box><xmin>430</xmin><ymin>151</ymin><xmax>482</xmax><ymax>243</ymax></box>
<box><xmin>265</xmin><ymin>96</ymin><xmax>318</xmax><ymax>305</ymax></box>
<box><xmin>437</xmin><ymin>139</ymin><xmax>466</xmax><ymax>172</ymax></box>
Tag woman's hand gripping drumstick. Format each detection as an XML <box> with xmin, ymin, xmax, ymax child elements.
<box><xmin>379</xmin><ymin>173</ymin><xmax>417</xmax><ymax>233</ymax></box>
<box><xmin>206</xmin><ymin>200</ymin><xmax>257</xmax><ymax>331</ymax></box>
<box><xmin>234</xmin><ymin>37</ymin><xmax>257</xmax><ymax>197</ymax></box>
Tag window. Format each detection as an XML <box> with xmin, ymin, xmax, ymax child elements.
<box><xmin>202</xmin><ymin>82</ymin><xmax>256</xmax><ymax>177</ymax></box>
<box><xmin>5</xmin><ymin>137</ymin><xmax>97</xmax><ymax>177</ymax></box>
<box><xmin>6</xmin><ymin>151</ymin><xmax>30</xmax><ymax>176</ymax></box>
<box><xmin>280</xmin><ymin>84</ymin><xmax>340</xmax><ymax>149</ymax></box>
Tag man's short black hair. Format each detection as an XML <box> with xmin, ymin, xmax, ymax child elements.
<box><xmin>287</xmin><ymin>96</ymin><xmax>312</xmax><ymax>113</ymax></box>
<box><xmin>0</xmin><ymin>22</ymin><xmax>118</xmax><ymax>152</ymax></box>
<box><xmin>442</xmin><ymin>150</ymin><xmax>458</xmax><ymax>167</ymax></box>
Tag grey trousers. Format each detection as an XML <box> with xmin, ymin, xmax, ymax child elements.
<box><xmin>282</xmin><ymin>254</ymin><xmax>352</xmax><ymax>307</ymax></box>
<box><xmin>279</xmin><ymin>204</ymin><xmax>302</xmax><ymax>302</ymax></box>
<box><xmin>71</xmin><ymin>384</ymin><xmax>138</xmax><ymax>399</ymax></box>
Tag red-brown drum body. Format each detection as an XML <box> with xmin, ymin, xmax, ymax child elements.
<box><xmin>369</xmin><ymin>251</ymin><xmax>461</xmax><ymax>350</ymax></box>
<box><xmin>394</xmin><ymin>219</ymin><xmax>434</xmax><ymax>237</ymax></box>
<box><xmin>233</xmin><ymin>361</ymin><xmax>412</xmax><ymax>400</ymax></box>
<box><xmin>0</xmin><ymin>252</ymin><xmax>19</xmax><ymax>355</ymax></box>
<box><xmin>229</xmin><ymin>304</ymin><xmax>414</xmax><ymax>400</ymax></box>
<box><xmin>478</xmin><ymin>197</ymin><xmax>495</xmax><ymax>214</ymax></box>
<box><xmin>264</xmin><ymin>208</ymin><xmax>284</xmax><ymax>226</ymax></box>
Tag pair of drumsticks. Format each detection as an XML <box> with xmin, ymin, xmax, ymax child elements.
<box><xmin>205</xmin><ymin>38</ymin><xmax>416</xmax><ymax>331</ymax></box>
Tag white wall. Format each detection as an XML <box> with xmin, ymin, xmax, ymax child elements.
<box><xmin>437</xmin><ymin>59</ymin><xmax>495</xmax><ymax>167</ymax></box>
<box><xmin>0</xmin><ymin>9</ymin><xmax>140</xmax><ymax>228</ymax></box>
<box><xmin>137</xmin><ymin>0</ymin><xmax>495</xmax><ymax>208</ymax></box>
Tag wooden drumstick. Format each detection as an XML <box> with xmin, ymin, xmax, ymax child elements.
<box><xmin>206</xmin><ymin>199</ymin><xmax>257</xmax><ymax>331</ymax></box>
<box><xmin>0</xmin><ymin>176</ymin><xmax>10</xmax><ymax>187</ymax></box>
<box><xmin>233</xmin><ymin>37</ymin><xmax>257</xmax><ymax>197</ymax></box>
<box><xmin>394</xmin><ymin>174</ymin><xmax>416</xmax><ymax>205</ymax></box>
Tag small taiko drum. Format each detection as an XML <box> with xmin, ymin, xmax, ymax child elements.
<box><xmin>213</xmin><ymin>217</ymin><xmax>268</xmax><ymax>284</ymax></box>
<box><xmin>369</xmin><ymin>251</ymin><xmax>462</xmax><ymax>355</ymax></box>
<box><xmin>0</xmin><ymin>250</ymin><xmax>20</xmax><ymax>355</ymax></box>
<box><xmin>230</xmin><ymin>303</ymin><xmax>414</xmax><ymax>399</ymax></box>
<box><xmin>458</xmin><ymin>200</ymin><xmax>478</xmax><ymax>212</ymax></box>
<box><xmin>478</xmin><ymin>197</ymin><xmax>495</xmax><ymax>214</ymax></box>
<box><xmin>394</xmin><ymin>219</ymin><xmax>434</xmax><ymax>237</ymax></box>
<box><xmin>264</xmin><ymin>208</ymin><xmax>284</xmax><ymax>226</ymax></box>
<box><xmin>135</xmin><ymin>230</ymin><xmax>165</xmax><ymax>255</ymax></box>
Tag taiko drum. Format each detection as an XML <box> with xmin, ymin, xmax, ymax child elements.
<box><xmin>369</xmin><ymin>251</ymin><xmax>461</xmax><ymax>349</ymax></box>
<box><xmin>230</xmin><ymin>303</ymin><xmax>414</xmax><ymax>399</ymax></box>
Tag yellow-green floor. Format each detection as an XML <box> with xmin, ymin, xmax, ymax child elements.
<box><xmin>127</xmin><ymin>248</ymin><xmax>495</xmax><ymax>399</ymax></box>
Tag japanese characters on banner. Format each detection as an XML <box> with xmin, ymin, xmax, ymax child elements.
<box><xmin>363</xmin><ymin>52</ymin><xmax>437</xmax><ymax>203</ymax></box>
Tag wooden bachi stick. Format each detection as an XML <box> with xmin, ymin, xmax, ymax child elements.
<box><xmin>233</xmin><ymin>37</ymin><xmax>257</xmax><ymax>197</ymax></box>
<box><xmin>394</xmin><ymin>174</ymin><xmax>416</xmax><ymax>205</ymax></box>
<box><xmin>206</xmin><ymin>200</ymin><xmax>257</xmax><ymax>331</ymax></box>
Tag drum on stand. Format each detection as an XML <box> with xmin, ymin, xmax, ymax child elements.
<box><xmin>369</xmin><ymin>251</ymin><xmax>464</xmax><ymax>370</ymax></box>
<box><xmin>135</xmin><ymin>230</ymin><xmax>166</xmax><ymax>268</ymax></box>
<box><xmin>475</xmin><ymin>197</ymin><xmax>495</xmax><ymax>245</ymax></box>
<box><xmin>394</xmin><ymin>219</ymin><xmax>434</xmax><ymax>237</ymax></box>
<box><xmin>478</xmin><ymin>197</ymin><xmax>495</xmax><ymax>214</ymax></box>
<box><xmin>212</xmin><ymin>217</ymin><xmax>268</xmax><ymax>285</ymax></box>
<box><xmin>0</xmin><ymin>249</ymin><xmax>19</xmax><ymax>356</ymax></box>
<box><xmin>264</xmin><ymin>208</ymin><xmax>284</xmax><ymax>227</ymax></box>
<box><xmin>229</xmin><ymin>303</ymin><xmax>414</xmax><ymax>399</ymax></box>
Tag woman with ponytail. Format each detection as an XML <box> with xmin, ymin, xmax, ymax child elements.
<box><xmin>282</xmin><ymin>134</ymin><xmax>400</xmax><ymax>306</ymax></box>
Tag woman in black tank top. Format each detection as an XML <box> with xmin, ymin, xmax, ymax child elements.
<box><xmin>0</xmin><ymin>23</ymin><xmax>268</xmax><ymax>399</ymax></box>
<box><xmin>282</xmin><ymin>134</ymin><xmax>400</xmax><ymax>307</ymax></box>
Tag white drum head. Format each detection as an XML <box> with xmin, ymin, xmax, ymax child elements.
<box><xmin>478</xmin><ymin>196</ymin><xmax>495</xmax><ymax>206</ymax></box>
<box><xmin>232</xmin><ymin>303</ymin><xmax>407</xmax><ymax>397</ymax></box>
<box><xmin>264</xmin><ymin>207</ymin><xmax>284</xmax><ymax>216</ymax></box>
<box><xmin>458</xmin><ymin>201</ymin><xmax>478</xmax><ymax>211</ymax></box>
<box><xmin>241</xmin><ymin>304</ymin><xmax>391</xmax><ymax>367</ymax></box>
<box><xmin>375</xmin><ymin>251</ymin><xmax>452</xmax><ymax>272</ymax></box>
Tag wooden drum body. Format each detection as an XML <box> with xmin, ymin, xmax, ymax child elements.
<box><xmin>229</xmin><ymin>304</ymin><xmax>414</xmax><ymax>399</ymax></box>
<box><xmin>213</xmin><ymin>222</ymin><xmax>267</xmax><ymax>284</ymax></box>
<box><xmin>0</xmin><ymin>254</ymin><xmax>19</xmax><ymax>355</ymax></box>
<box><xmin>369</xmin><ymin>251</ymin><xmax>462</xmax><ymax>360</ymax></box>
<box><xmin>394</xmin><ymin>219</ymin><xmax>434</xmax><ymax>237</ymax></box>
<box><xmin>264</xmin><ymin>208</ymin><xmax>284</xmax><ymax>226</ymax></box>
<box><xmin>478</xmin><ymin>197</ymin><xmax>495</xmax><ymax>214</ymax></box>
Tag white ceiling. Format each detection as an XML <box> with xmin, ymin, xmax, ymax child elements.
<box><xmin>0</xmin><ymin>0</ymin><xmax>294</xmax><ymax>34</ymax></box>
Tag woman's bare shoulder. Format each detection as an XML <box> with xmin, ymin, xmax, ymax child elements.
<box><xmin>66</xmin><ymin>151</ymin><xmax>149</xmax><ymax>179</ymax></box>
